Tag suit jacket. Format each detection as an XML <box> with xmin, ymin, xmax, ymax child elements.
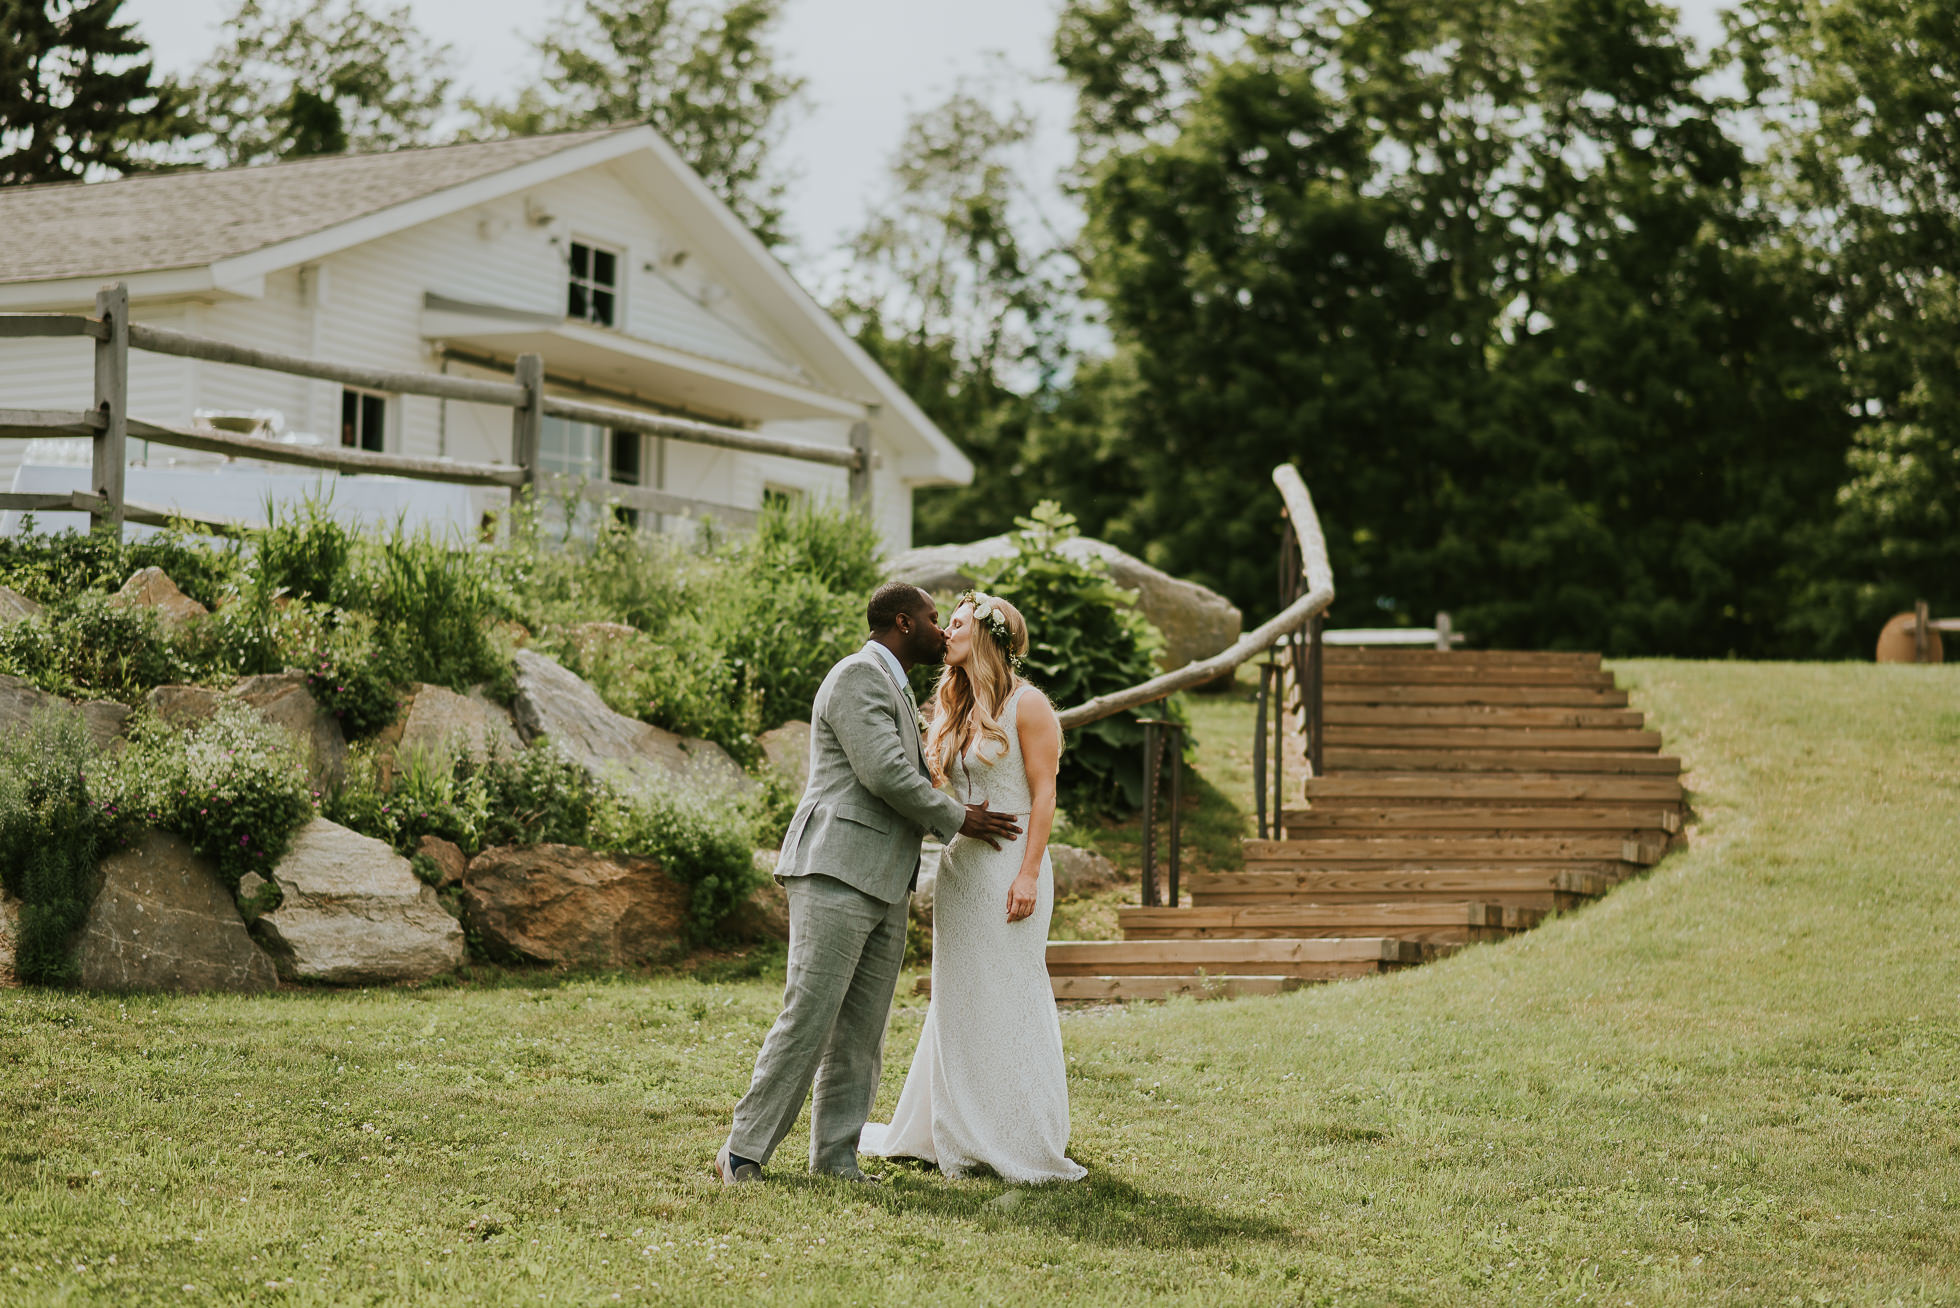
<box><xmin>776</xmin><ymin>648</ymin><xmax>967</xmax><ymax>905</ymax></box>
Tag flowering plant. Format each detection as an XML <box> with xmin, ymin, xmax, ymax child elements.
<box><xmin>957</xmin><ymin>590</ymin><xmax>1024</xmax><ymax>672</ymax></box>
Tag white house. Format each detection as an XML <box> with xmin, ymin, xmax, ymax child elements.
<box><xmin>0</xmin><ymin>126</ymin><xmax>971</xmax><ymax>548</ymax></box>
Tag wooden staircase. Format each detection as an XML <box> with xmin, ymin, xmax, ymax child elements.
<box><xmin>1045</xmin><ymin>648</ymin><xmax>1685</xmax><ymax>1001</ymax></box>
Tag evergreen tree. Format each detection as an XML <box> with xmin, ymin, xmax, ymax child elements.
<box><xmin>0</xmin><ymin>0</ymin><xmax>187</xmax><ymax>185</ymax></box>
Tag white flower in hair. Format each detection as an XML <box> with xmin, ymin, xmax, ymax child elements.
<box><xmin>973</xmin><ymin>597</ymin><xmax>996</xmax><ymax>622</ymax></box>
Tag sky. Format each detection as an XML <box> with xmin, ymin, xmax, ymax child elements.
<box><xmin>124</xmin><ymin>0</ymin><xmax>1731</xmax><ymax>275</ymax></box>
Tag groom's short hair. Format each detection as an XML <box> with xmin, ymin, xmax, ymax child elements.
<box><xmin>867</xmin><ymin>581</ymin><xmax>930</xmax><ymax>633</ymax></box>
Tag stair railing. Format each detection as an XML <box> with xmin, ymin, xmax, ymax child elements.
<box><xmin>1055</xmin><ymin>464</ymin><xmax>1335</xmax><ymax>898</ymax></box>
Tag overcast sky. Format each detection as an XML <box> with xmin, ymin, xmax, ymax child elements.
<box><xmin>124</xmin><ymin>0</ymin><xmax>1731</xmax><ymax>273</ymax></box>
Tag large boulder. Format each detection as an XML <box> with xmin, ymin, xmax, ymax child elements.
<box><xmin>886</xmin><ymin>535</ymin><xmax>1242</xmax><ymax>674</ymax></box>
<box><xmin>414</xmin><ymin>835</ymin><xmax>468</xmax><ymax>890</ymax></box>
<box><xmin>376</xmin><ymin>683</ymin><xmax>522</xmax><ymax>765</ymax></box>
<box><xmin>0</xmin><ymin>674</ymin><xmax>128</xmax><ymax>752</ymax></box>
<box><xmin>111</xmin><ymin>567</ymin><xmax>208</xmax><ymax>631</ymax></box>
<box><xmin>0</xmin><ymin>891</ymin><xmax>20</xmax><ymax>987</ymax></box>
<box><xmin>1049</xmin><ymin>844</ymin><xmax>1121</xmax><ymax>898</ymax></box>
<box><xmin>0</xmin><ymin>586</ymin><xmax>42</xmax><ymax>624</ymax></box>
<box><xmin>461</xmin><ymin>844</ymin><xmax>688</xmax><ymax>966</ymax></box>
<box><xmin>509</xmin><ymin>650</ymin><xmax>751</xmax><ymax>796</ymax></box>
<box><xmin>756</xmin><ymin>721</ymin><xmax>812</xmax><ymax>797</ymax></box>
<box><xmin>252</xmin><ymin>818</ymin><xmax>464</xmax><ymax>984</ymax></box>
<box><xmin>723</xmin><ymin>851</ymin><xmax>790</xmax><ymax>942</ymax></box>
<box><xmin>73</xmin><ymin>831</ymin><xmax>279</xmax><ymax>993</ymax></box>
<box><xmin>230</xmin><ymin>672</ymin><xmax>347</xmax><ymax>791</ymax></box>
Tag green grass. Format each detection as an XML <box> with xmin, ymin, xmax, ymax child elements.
<box><xmin>5</xmin><ymin>660</ymin><xmax>1960</xmax><ymax>1304</ymax></box>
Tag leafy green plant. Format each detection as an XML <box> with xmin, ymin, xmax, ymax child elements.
<box><xmin>0</xmin><ymin>709</ymin><xmax>126</xmax><ymax>985</ymax></box>
<box><xmin>593</xmin><ymin>782</ymin><xmax>766</xmax><ymax>944</ymax></box>
<box><xmin>0</xmin><ymin>523</ymin><xmax>240</xmax><ymax>608</ymax></box>
<box><xmin>113</xmin><ymin>704</ymin><xmax>316</xmax><ymax>891</ymax></box>
<box><xmin>255</xmin><ymin>497</ymin><xmax>355</xmax><ymax>606</ymax></box>
<box><xmin>301</xmin><ymin>614</ymin><xmax>403</xmax><ymax>739</ymax></box>
<box><xmin>325</xmin><ymin>739</ymin><xmax>602</xmax><ymax>860</ymax></box>
<box><xmin>974</xmin><ymin>501</ymin><xmax>1172</xmax><ymax>815</ymax></box>
<box><xmin>0</xmin><ymin>591</ymin><xmax>186</xmax><ymax>700</ymax></box>
<box><xmin>349</xmin><ymin>522</ymin><xmax>509</xmax><ymax>690</ymax></box>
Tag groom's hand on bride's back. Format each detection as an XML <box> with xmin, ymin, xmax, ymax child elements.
<box><xmin>960</xmin><ymin>801</ymin><xmax>1022</xmax><ymax>850</ymax></box>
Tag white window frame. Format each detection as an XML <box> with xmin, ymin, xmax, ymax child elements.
<box><xmin>339</xmin><ymin>386</ymin><xmax>389</xmax><ymax>453</ymax></box>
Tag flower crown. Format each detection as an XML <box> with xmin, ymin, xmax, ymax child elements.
<box><xmin>958</xmin><ymin>590</ymin><xmax>1025</xmax><ymax>672</ymax></box>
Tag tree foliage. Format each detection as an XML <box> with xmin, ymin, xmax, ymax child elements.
<box><xmin>0</xmin><ymin>0</ymin><xmax>187</xmax><ymax>184</ymax></box>
<box><xmin>476</xmin><ymin>0</ymin><xmax>803</xmax><ymax>247</ymax></box>
<box><xmin>182</xmin><ymin>0</ymin><xmax>454</xmax><ymax>166</ymax></box>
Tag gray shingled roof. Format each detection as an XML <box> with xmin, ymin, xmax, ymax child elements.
<box><xmin>0</xmin><ymin>129</ymin><xmax>632</xmax><ymax>285</ymax></box>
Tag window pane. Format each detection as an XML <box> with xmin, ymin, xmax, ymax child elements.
<box><xmin>592</xmin><ymin>248</ymin><xmax>616</xmax><ymax>286</ymax></box>
<box><xmin>570</xmin><ymin>243</ymin><xmax>589</xmax><ymax>279</ymax></box>
<box><xmin>609</xmin><ymin>429</ymin><xmax>640</xmax><ymax>483</ymax></box>
<box><xmin>592</xmin><ymin>290</ymin><xmax>614</xmax><ymax>326</ymax></box>
<box><xmin>361</xmin><ymin>394</ymin><xmax>386</xmax><ymax>452</ymax></box>
<box><xmin>568</xmin><ymin>283</ymin><xmax>586</xmax><ymax>319</ymax></box>
<box><xmin>340</xmin><ymin>389</ymin><xmax>357</xmax><ymax>447</ymax></box>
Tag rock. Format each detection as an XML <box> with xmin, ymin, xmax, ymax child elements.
<box><xmin>110</xmin><ymin>566</ymin><xmax>208</xmax><ymax>630</ymax></box>
<box><xmin>1876</xmin><ymin>611</ymin><xmax>1944</xmax><ymax>664</ymax></box>
<box><xmin>886</xmin><ymin>535</ymin><xmax>1243</xmax><ymax>674</ymax></box>
<box><xmin>73</xmin><ymin>830</ymin><xmax>279</xmax><ymax>993</ymax></box>
<box><xmin>1049</xmin><ymin>844</ymin><xmax>1121</xmax><ymax>898</ymax></box>
<box><xmin>0</xmin><ymin>585</ymin><xmax>42</xmax><ymax>624</ymax></box>
<box><xmin>234</xmin><ymin>870</ymin><xmax>277</xmax><ymax>923</ymax></box>
<box><xmin>253</xmin><ymin>818</ymin><xmax>465</xmax><ymax>984</ymax></box>
<box><xmin>509</xmin><ymin>650</ymin><xmax>752</xmax><ymax>797</ymax></box>
<box><xmin>461</xmin><ymin>844</ymin><xmax>687</xmax><ymax>966</ymax></box>
<box><xmin>415</xmin><ymin>835</ymin><xmax>468</xmax><ymax>889</ymax></box>
<box><xmin>756</xmin><ymin>721</ymin><xmax>812</xmax><ymax>796</ymax></box>
<box><xmin>0</xmin><ymin>891</ymin><xmax>20</xmax><ymax>987</ymax></box>
<box><xmin>144</xmin><ymin>683</ymin><xmax>224</xmax><ymax>728</ymax></box>
<box><xmin>229</xmin><ymin>672</ymin><xmax>347</xmax><ymax>792</ymax></box>
<box><xmin>0</xmin><ymin>673</ymin><xmax>128</xmax><ymax>752</ymax></box>
<box><xmin>724</xmin><ymin>850</ymin><xmax>790</xmax><ymax>942</ymax></box>
<box><xmin>376</xmin><ymin>683</ymin><xmax>523</xmax><ymax>765</ymax></box>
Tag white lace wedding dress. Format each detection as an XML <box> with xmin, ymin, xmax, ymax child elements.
<box><xmin>860</xmin><ymin>684</ymin><xmax>1087</xmax><ymax>1183</ymax></box>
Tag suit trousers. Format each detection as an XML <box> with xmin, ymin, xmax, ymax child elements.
<box><xmin>726</xmin><ymin>872</ymin><xmax>909</xmax><ymax>1174</ymax></box>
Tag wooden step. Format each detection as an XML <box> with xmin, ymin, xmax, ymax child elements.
<box><xmin>1324</xmin><ymin>685</ymin><xmax>1631</xmax><ymax>708</ymax></box>
<box><xmin>1322</xmin><ymin>649</ymin><xmax>1602</xmax><ymax>670</ymax></box>
<box><xmin>1303</xmin><ymin>773</ymin><xmax>1686</xmax><ymax>804</ymax></box>
<box><xmin>1244</xmin><ymin>835</ymin><xmax>1668</xmax><ymax>865</ymax></box>
<box><xmin>1051</xmin><ymin>975</ymin><xmax>1306</xmax><ymax>1002</ymax></box>
<box><xmin>1280</xmin><ymin>805</ymin><xmax>1683</xmax><ymax>835</ymax></box>
<box><xmin>1323</xmin><ymin>747</ymin><xmax>1680</xmax><ymax>773</ymax></box>
<box><xmin>1045</xmin><ymin>937</ymin><xmax>1419</xmax><ymax>977</ymax></box>
<box><xmin>1324</xmin><ymin>704</ymin><xmax>1647</xmax><ymax>729</ymax></box>
<box><xmin>1322</xmin><ymin>726</ymin><xmax>1662</xmax><ymax>751</ymax></box>
<box><xmin>1188</xmin><ymin>866</ymin><xmax>1614</xmax><ymax>910</ymax></box>
<box><xmin>1119</xmin><ymin>901</ymin><xmax>1543</xmax><ymax>942</ymax></box>
<box><xmin>1322</xmin><ymin>667</ymin><xmax>1619</xmax><ymax>688</ymax></box>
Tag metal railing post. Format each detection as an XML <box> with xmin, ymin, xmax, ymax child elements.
<box><xmin>1253</xmin><ymin>659</ymin><xmax>1273</xmax><ymax>839</ymax></box>
<box><xmin>91</xmin><ymin>282</ymin><xmax>128</xmax><ymax>539</ymax></box>
<box><xmin>1139</xmin><ymin>720</ymin><xmax>1161</xmax><ymax>907</ymax></box>
<box><xmin>848</xmin><ymin>420</ymin><xmax>873</xmax><ymax>516</ymax></box>
<box><xmin>1165</xmin><ymin>722</ymin><xmax>1183</xmax><ymax>907</ymax></box>
<box><xmin>510</xmin><ymin>352</ymin><xmax>544</xmax><ymax>502</ymax></box>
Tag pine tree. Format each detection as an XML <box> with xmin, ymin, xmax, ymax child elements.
<box><xmin>0</xmin><ymin>0</ymin><xmax>186</xmax><ymax>185</ymax></box>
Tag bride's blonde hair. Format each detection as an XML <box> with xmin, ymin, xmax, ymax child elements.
<box><xmin>925</xmin><ymin>594</ymin><xmax>1029</xmax><ymax>787</ymax></box>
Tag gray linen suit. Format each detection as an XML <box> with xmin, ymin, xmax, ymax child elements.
<box><xmin>726</xmin><ymin>645</ymin><xmax>966</xmax><ymax>1174</ymax></box>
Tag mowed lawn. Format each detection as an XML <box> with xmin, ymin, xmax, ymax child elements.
<box><xmin>3</xmin><ymin>661</ymin><xmax>1959</xmax><ymax>1306</ymax></box>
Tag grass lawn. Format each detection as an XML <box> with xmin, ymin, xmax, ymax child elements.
<box><xmin>4</xmin><ymin>661</ymin><xmax>1960</xmax><ymax>1305</ymax></box>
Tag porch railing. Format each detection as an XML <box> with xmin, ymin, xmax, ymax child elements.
<box><xmin>0</xmin><ymin>281</ymin><xmax>874</xmax><ymax>539</ymax></box>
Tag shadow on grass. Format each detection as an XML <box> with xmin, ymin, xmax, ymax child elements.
<box><xmin>775</xmin><ymin>1163</ymin><xmax>1291</xmax><ymax>1251</ymax></box>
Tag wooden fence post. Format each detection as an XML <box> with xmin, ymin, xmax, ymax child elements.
<box><xmin>510</xmin><ymin>352</ymin><xmax>544</xmax><ymax>502</ymax></box>
<box><xmin>1915</xmin><ymin>598</ymin><xmax>1932</xmax><ymax>664</ymax></box>
<box><xmin>92</xmin><ymin>282</ymin><xmax>129</xmax><ymax>539</ymax></box>
<box><xmin>848</xmin><ymin>420</ymin><xmax>873</xmax><ymax>516</ymax></box>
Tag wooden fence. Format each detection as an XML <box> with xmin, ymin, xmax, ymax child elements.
<box><xmin>0</xmin><ymin>281</ymin><xmax>873</xmax><ymax>539</ymax></box>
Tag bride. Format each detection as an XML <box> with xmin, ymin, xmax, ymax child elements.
<box><xmin>859</xmin><ymin>591</ymin><xmax>1087</xmax><ymax>1183</ymax></box>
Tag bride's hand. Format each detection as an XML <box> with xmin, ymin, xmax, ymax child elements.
<box><xmin>1006</xmin><ymin>872</ymin><xmax>1038</xmax><ymax>923</ymax></box>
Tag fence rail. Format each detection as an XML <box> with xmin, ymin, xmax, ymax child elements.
<box><xmin>0</xmin><ymin>282</ymin><xmax>873</xmax><ymax>539</ymax></box>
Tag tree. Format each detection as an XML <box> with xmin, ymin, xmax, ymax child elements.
<box><xmin>182</xmin><ymin>0</ymin><xmax>454</xmax><ymax>166</ymax></box>
<box><xmin>1033</xmin><ymin>0</ymin><xmax>1854</xmax><ymax>655</ymax></box>
<box><xmin>475</xmin><ymin>0</ymin><xmax>803</xmax><ymax>247</ymax></box>
<box><xmin>0</xmin><ymin>0</ymin><xmax>188</xmax><ymax>184</ymax></box>
<box><xmin>1729</xmin><ymin>0</ymin><xmax>1960</xmax><ymax>645</ymax></box>
<box><xmin>831</xmin><ymin>84</ymin><xmax>1076</xmax><ymax>544</ymax></box>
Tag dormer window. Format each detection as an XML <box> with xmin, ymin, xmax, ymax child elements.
<box><xmin>568</xmin><ymin>240</ymin><xmax>619</xmax><ymax>327</ymax></box>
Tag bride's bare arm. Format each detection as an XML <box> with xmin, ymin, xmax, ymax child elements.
<box><xmin>1007</xmin><ymin>690</ymin><xmax>1061</xmax><ymax>923</ymax></box>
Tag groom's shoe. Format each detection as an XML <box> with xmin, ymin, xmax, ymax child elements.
<box><xmin>715</xmin><ymin>1145</ymin><xmax>762</xmax><ymax>1186</ymax></box>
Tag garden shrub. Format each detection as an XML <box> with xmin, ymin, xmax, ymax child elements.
<box><xmin>113</xmin><ymin>704</ymin><xmax>316</xmax><ymax>892</ymax></box>
<box><xmin>326</xmin><ymin>739</ymin><xmax>602</xmax><ymax>859</ymax></box>
<box><xmin>0</xmin><ymin>591</ymin><xmax>186</xmax><ymax>700</ymax></box>
<box><xmin>256</xmin><ymin>497</ymin><xmax>354</xmax><ymax>606</ymax></box>
<box><xmin>0</xmin><ymin>710</ymin><xmax>126</xmax><ymax>985</ymax></box>
<box><xmin>592</xmin><ymin>781</ymin><xmax>766</xmax><ymax>944</ymax></box>
<box><xmin>0</xmin><ymin>522</ymin><xmax>240</xmax><ymax>608</ymax></box>
<box><xmin>973</xmin><ymin>502</ymin><xmax>1173</xmax><ymax>815</ymax></box>
<box><xmin>301</xmin><ymin>614</ymin><xmax>403</xmax><ymax>739</ymax></box>
<box><xmin>352</xmin><ymin>523</ymin><xmax>510</xmax><ymax>690</ymax></box>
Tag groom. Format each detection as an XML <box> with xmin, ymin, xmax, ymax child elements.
<box><xmin>716</xmin><ymin>581</ymin><xmax>1022</xmax><ymax>1184</ymax></box>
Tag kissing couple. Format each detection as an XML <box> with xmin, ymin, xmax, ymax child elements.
<box><xmin>715</xmin><ymin>580</ymin><xmax>1087</xmax><ymax>1186</ymax></box>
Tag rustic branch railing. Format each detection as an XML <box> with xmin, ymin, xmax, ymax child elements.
<box><xmin>0</xmin><ymin>282</ymin><xmax>874</xmax><ymax>540</ymax></box>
